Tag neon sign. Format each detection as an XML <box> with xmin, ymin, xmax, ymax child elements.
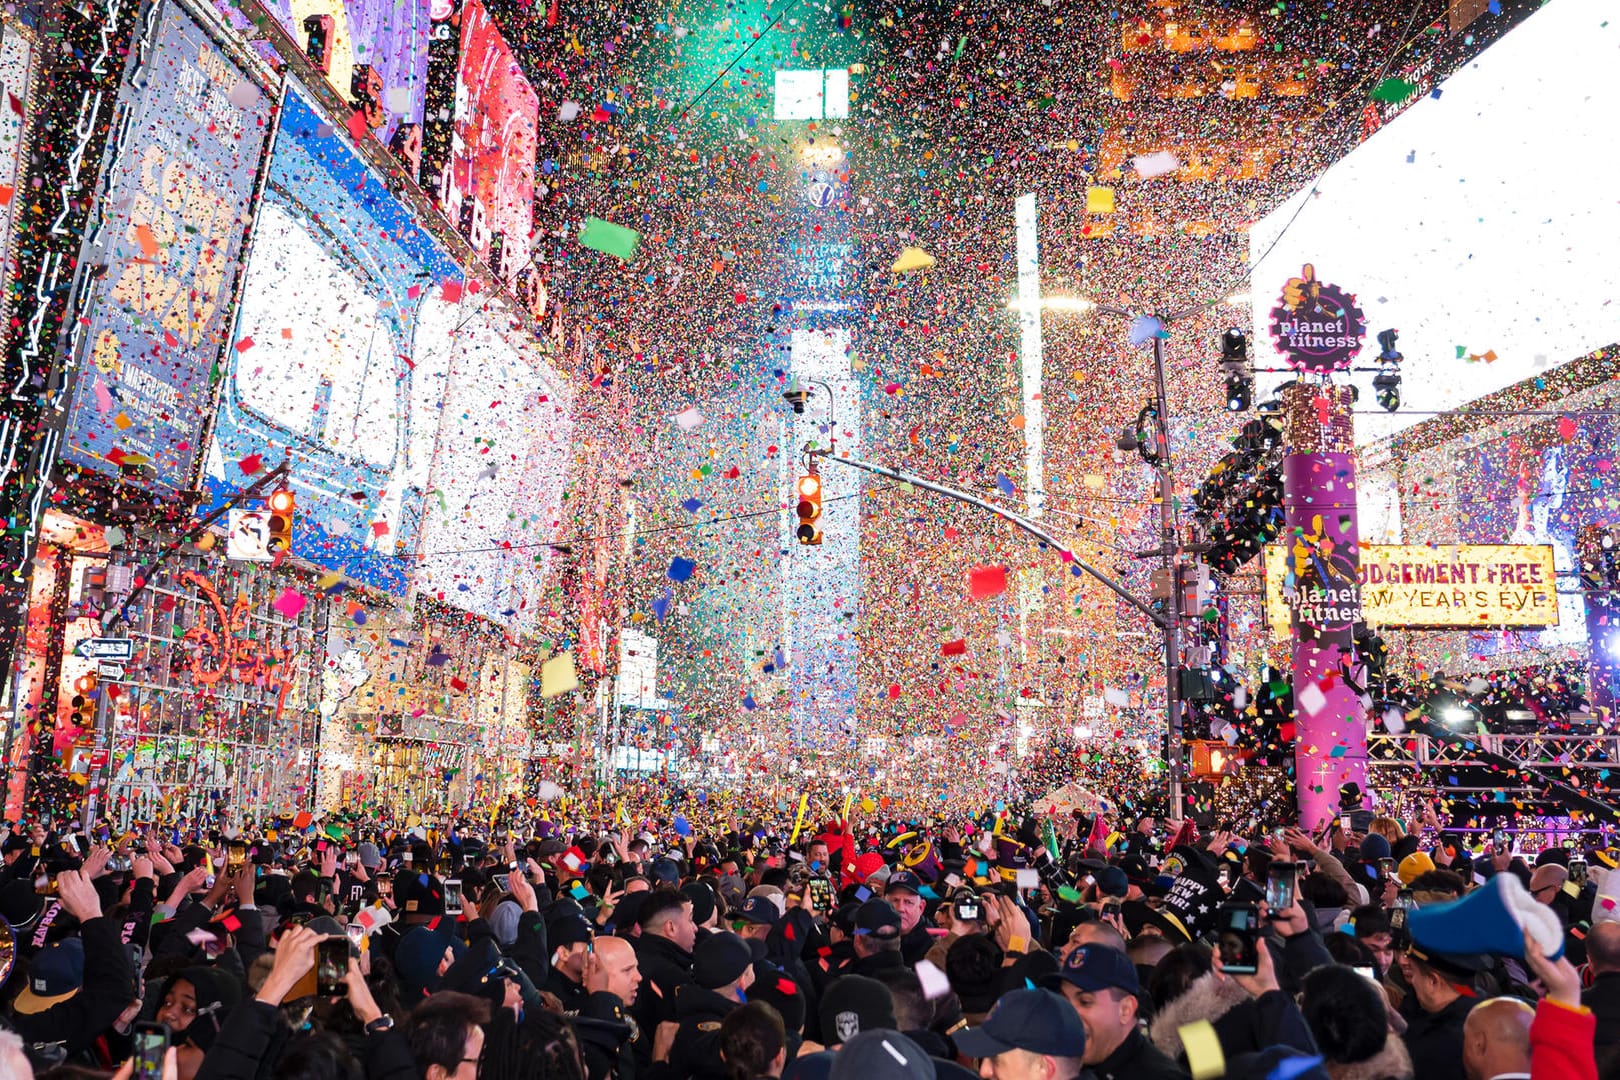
<box><xmin>177</xmin><ymin>570</ymin><xmax>304</xmax><ymax>718</ymax></box>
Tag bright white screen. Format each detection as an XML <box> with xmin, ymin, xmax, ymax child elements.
<box><xmin>1249</xmin><ymin>0</ymin><xmax>1620</xmax><ymax>446</ymax></box>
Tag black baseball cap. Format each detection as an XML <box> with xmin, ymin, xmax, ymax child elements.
<box><xmin>736</xmin><ymin>895</ymin><xmax>780</xmax><ymax>927</ymax></box>
<box><xmin>853</xmin><ymin>899</ymin><xmax>902</xmax><ymax>939</ymax></box>
<box><xmin>1041</xmin><ymin>944</ymin><xmax>1140</xmax><ymax>996</ymax></box>
<box><xmin>885</xmin><ymin>870</ymin><xmax>923</xmax><ymax>896</ymax></box>
<box><xmin>954</xmin><ymin>988</ymin><xmax>1087</xmax><ymax>1059</ymax></box>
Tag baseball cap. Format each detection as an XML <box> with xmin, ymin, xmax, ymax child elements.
<box><xmin>885</xmin><ymin>870</ymin><xmax>923</xmax><ymax>896</ymax></box>
<box><xmin>954</xmin><ymin>988</ymin><xmax>1087</xmax><ymax>1059</ymax></box>
<box><xmin>828</xmin><ymin>1030</ymin><xmax>935</xmax><ymax>1080</ymax></box>
<box><xmin>853</xmin><ymin>899</ymin><xmax>902</xmax><ymax>939</ymax></box>
<box><xmin>818</xmin><ymin>974</ymin><xmax>896</xmax><ymax>1045</ymax></box>
<box><xmin>737</xmin><ymin>895</ymin><xmax>780</xmax><ymax>927</ymax></box>
<box><xmin>14</xmin><ymin>937</ymin><xmax>84</xmax><ymax>1014</ymax></box>
<box><xmin>1041</xmin><ymin>944</ymin><xmax>1139</xmax><ymax>996</ymax></box>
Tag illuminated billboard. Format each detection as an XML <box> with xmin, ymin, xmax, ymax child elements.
<box><xmin>1249</xmin><ymin>0</ymin><xmax>1620</xmax><ymax>445</ymax></box>
<box><xmin>1264</xmin><ymin>543</ymin><xmax>1558</xmax><ymax>636</ymax></box>
<box><xmin>58</xmin><ymin>1</ymin><xmax>274</xmax><ymax>491</ymax></box>
<box><xmin>204</xmin><ymin>82</ymin><xmax>461</xmax><ymax>594</ymax></box>
<box><xmin>410</xmin><ymin>300</ymin><xmax>571</xmax><ymax>632</ymax></box>
<box><xmin>0</xmin><ymin>22</ymin><xmax>35</xmax><ymax>308</ymax></box>
<box><xmin>421</xmin><ymin>0</ymin><xmax>538</xmax><ymax>284</ymax></box>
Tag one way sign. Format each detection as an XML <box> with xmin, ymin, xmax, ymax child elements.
<box><xmin>73</xmin><ymin>638</ymin><xmax>134</xmax><ymax>663</ymax></box>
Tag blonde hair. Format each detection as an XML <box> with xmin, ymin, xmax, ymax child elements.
<box><xmin>1369</xmin><ymin>816</ymin><xmax>1404</xmax><ymax>843</ymax></box>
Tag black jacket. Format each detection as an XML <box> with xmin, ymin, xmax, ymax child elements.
<box><xmin>1399</xmin><ymin>993</ymin><xmax>1476</xmax><ymax>1080</ymax></box>
<box><xmin>574</xmin><ymin>990</ymin><xmax>638</xmax><ymax>1080</ymax></box>
<box><xmin>1583</xmin><ymin>972</ymin><xmax>1620</xmax><ymax>1062</ymax></box>
<box><xmin>630</xmin><ymin>934</ymin><xmax>694</xmax><ymax>1068</ymax></box>
<box><xmin>656</xmin><ymin>984</ymin><xmax>741</xmax><ymax>1080</ymax></box>
<box><xmin>14</xmin><ymin>915</ymin><xmax>135</xmax><ymax>1065</ymax></box>
<box><xmin>848</xmin><ymin>948</ymin><xmax>905</xmax><ymax>980</ymax></box>
<box><xmin>1090</xmin><ymin>1028</ymin><xmax>1190</xmax><ymax>1080</ymax></box>
<box><xmin>899</xmin><ymin>922</ymin><xmax>934</xmax><ymax>967</ymax></box>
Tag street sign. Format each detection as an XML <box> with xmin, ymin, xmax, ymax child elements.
<box><xmin>73</xmin><ymin>637</ymin><xmax>133</xmax><ymax>662</ymax></box>
<box><xmin>97</xmin><ymin>663</ymin><xmax>125</xmax><ymax>679</ymax></box>
<box><xmin>227</xmin><ymin>509</ymin><xmax>273</xmax><ymax>562</ymax></box>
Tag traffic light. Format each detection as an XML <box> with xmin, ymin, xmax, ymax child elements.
<box><xmin>1220</xmin><ymin>330</ymin><xmax>1251</xmax><ymax>412</ymax></box>
<box><xmin>1373</xmin><ymin>329</ymin><xmax>1402</xmax><ymax>413</ymax></box>
<box><xmin>267</xmin><ymin>490</ymin><xmax>295</xmax><ymax>555</ymax></box>
<box><xmin>795</xmin><ymin>472</ymin><xmax>823</xmax><ymax>545</ymax></box>
<box><xmin>70</xmin><ymin>673</ymin><xmax>98</xmax><ymax>731</ymax></box>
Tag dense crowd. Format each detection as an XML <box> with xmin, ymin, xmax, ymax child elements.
<box><xmin>0</xmin><ymin>792</ymin><xmax>1613</xmax><ymax>1080</ymax></box>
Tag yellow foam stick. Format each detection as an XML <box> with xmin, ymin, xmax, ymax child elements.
<box><xmin>789</xmin><ymin>793</ymin><xmax>809</xmax><ymax>844</ymax></box>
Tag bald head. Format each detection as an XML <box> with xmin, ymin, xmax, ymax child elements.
<box><xmin>591</xmin><ymin>934</ymin><xmax>643</xmax><ymax>1002</ymax></box>
<box><xmin>1588</xmin><ymin>921</ymin><xmax>1620</xmax><ymax>974</ymax></box>
<box><xmin>593</xmin><ymin>935</ymin><xmax>633</xmax><ymax>964</ymax></box>
<box><xmin>1462</xmin><ymin>998</ymin><xmax>1533</xmax><ymax>1080</ymax></box>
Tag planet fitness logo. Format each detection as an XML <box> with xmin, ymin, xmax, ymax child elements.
<box><xmin>1267</xmin><ymin>264</ymin><xmax>1367</xmax><ymax>374</ymax></box>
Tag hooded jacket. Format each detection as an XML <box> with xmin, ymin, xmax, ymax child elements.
<box><xmin>1149</xmin><ymin>971</ymin><xmax>1318</xmax><ymax>1065</ymax></box>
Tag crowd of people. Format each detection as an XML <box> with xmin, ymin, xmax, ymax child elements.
<box><xmin>0</xmin><ymin>796</ymin><xmax>1614</xmax><ymax>1080</ymax></box>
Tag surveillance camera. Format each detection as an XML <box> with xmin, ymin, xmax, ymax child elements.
<box><xmin>783</xmin><ymin>388</ymin><xmax>811</xmax><ymax>414</ymax></box>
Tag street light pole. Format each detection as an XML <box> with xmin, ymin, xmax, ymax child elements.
<box><xmin>1150</xmin><ymin>333</ymin><xmax>1185</xmax><ymax>818</ymax></box>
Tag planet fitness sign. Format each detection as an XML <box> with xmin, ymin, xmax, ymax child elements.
<box><xmin>1267</xmin><ymin>263</ymin><xmax>1367</xmax><ymax>374</ymax></box>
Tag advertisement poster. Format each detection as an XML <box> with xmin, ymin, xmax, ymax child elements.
<box><xmin>204</xmin><ymin>82</ymin><xmax>462</xmax><ymax>594</ymax></box>
<box><xmin>423</xmin><ymin>0</ymin><xmax>538</xmax><ymax>282</ymax></box>
<box><xmin>216</xmin><ymin>0</ymin><xmax>433</xmax><ymax>144</ymax></box>
<box><xmin>58</xmin><ymin>1</ymin><xmax>274</xmax><ymax>491</ymax></box>
<box><xmin>1458</xmin><ymin>411</ymin><xmax>1616</xmax><ymax>657</ymax></box>
<box><xmin>409</xmin><ymin>300</ymin><xmax>570</xmax><ymax>632</ymax></box>
<box><xmin>0</xmin><ymin>22</ymin><xmax>34</xmax><ymax>311</ymax></box>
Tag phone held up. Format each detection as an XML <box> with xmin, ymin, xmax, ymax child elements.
<box><xmin>316</xmin><ymin>937</ymin><xmax>351</xmax><ymax>997</ymax></box>
<box><xmin>1264</xmin><ymin>862</ymin><xmax>1297</xmax><ymax>916</ymax></box>
<box><xmin>1217</xmin><ymin>903</ymin><xmax>1260</xmax><ymax>975</ymax></box>
<box><xmin>133</xmin><ymin>1021</ymin><xmax>170</xmax><ymax>1080</ymax></box>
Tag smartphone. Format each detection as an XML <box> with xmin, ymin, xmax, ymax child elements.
<box><xmin>808</xmin><ymin>876</ymin><xmax>832</xmax><ymax>911</ymax></box>
<box><xmin>493</xmin><ymin>873</ymin><xmax>510</xmax><ymax>893</ymax></box>
<box><xmin>1569</xmin><ymin>857</ymin><xmax>1588</xmax><ymax>887</ymax></box>
<box><xmin>444</xmin><ymin>878</ymin><xmax>464</xmax><ymax>916</ymax></box>
<box><xmin>227</xmin><ymin>841</ymin><xmax>246</xmax><ymax>872</ymax></box>
<box><xmin>316</xmin><ymin>937</ymin><xmax>349</xmax><ymax>996</ymax></box>
<box><xmin>1217</xmin><ymin>904</ymin><xmax>1260</xmax><ymax>975</ymax></box>
<box><xmin>1264</xmin><ymin>862</ymin><xmax>1297</xmax><ymax>914</ymax></box>
<box><xmin>1492</xmin><ymin>828</ymin><xmax>1508</xmax><ymax>852</ymax></box>
<box><xmin>402</xmin><ymin>851</ymin><xmax>412</xmax><ymax>865</ymax></box>
<box><xmin>1378</xmin><ymin>857</ymin><xmax>1395</xmax><ymax>878</ymax></box>
<box><xmin>1338</xmin><ymin>815</ymin><xmax>1351</xmax><ymax>832</ymax></box>
<box><xmin>132</xmin><ymin>1021</ymin><xmax>170</xmax><ymax>1080</ymax></box>
<box><xmin>345</xmin><ymin>922</ymin><xmax>365</xmax><ymax>950</ymax></box>
<box><xmin>1102</xmin><ymin>897</ymin><xmax>1122</xmax><ymax>916</ymax></box>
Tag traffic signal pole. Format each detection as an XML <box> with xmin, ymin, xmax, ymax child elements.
<box><xmin>805</xmin><ymin>450</ymin><xmax>1166</xmax><ymax>629</ymax></box>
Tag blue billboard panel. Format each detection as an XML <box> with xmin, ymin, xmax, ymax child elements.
<box><xmin>203</xmin><ymin>82</ymin><xmax>462</xmax><ymax>594</ymax></box>
<box><xmin>60</xmin><ymin>0</ymin><xmax>274</xmax><ymax>491</ymax></box>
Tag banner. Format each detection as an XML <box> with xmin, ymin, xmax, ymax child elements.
<box><xmin>204</xmin><ymin>82</ymin><xmax>462</xmax><ymax>594</ymax></box>
<box><xmin>58</xmin><ymin>0</ymin><xmax>274</xmax><ymax>491</ymax></box>
<box><xmin>1266</xmin><ymin>543</ymin><xmax>1559</xmax><ymax>635</ymax></box>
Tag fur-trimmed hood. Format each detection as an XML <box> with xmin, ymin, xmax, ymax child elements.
<box><xmin>1149</xmin><ymin>972</ymin><xmax>1252</xmax><ymax>1059</ymax></box>
<box><xmin>1327</xmin><ymin>1037</ymin><xmax>1414</xmax><ymax>1080</ymax></box>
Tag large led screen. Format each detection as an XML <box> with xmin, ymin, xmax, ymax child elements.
<box><xmin>59</xmin><ymin>1</ymin><xmax>273</xmax><ymax>490</ymax></box>
<box><xmin>409</xmin><ymin>300</ymin><xmax>570</xmax><ymax>633</ymax></box>
<box><xmin>425</xmin><ymin>0</ymin><xmax>538</xmax><ymax>280</ymax></box>
<box><xmin>203</xmin><ymin>83</ymin><xmax>461</xmax><ymax>594</ymax></box>
<box><xmin>1249</xmin><ymin>0</ymin><xmax>1620</xmax><ymax>446</ymax></box>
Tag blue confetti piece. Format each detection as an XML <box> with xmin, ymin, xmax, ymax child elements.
<box><xmin>995</xmin><ymin>473</ymin><xmax>1015</xmax><ymax>495</ymax></box>
<box><xmin>668</xmin><ymin>556</ymin><xmax>696</xmax><ymax>582</ymax></box>
<box><xmin>652</xmin><ymin>590</ymin><xmax>672</xmax><ymax>623</ymax></box>
<box><xmin>742</xmin><ymin>694</ymin><xmax>757</xmax><ymax>710</ymax></box>
<box><xmin>680</xmin><ymin>498</ymin><xmax>704</xmax><ymax>513</ymax></box>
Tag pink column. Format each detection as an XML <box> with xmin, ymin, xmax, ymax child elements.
<box><xmin>1280</xmin><ymin>385</ymin><xmax>1368</xmax><ymax>828</ymax></box>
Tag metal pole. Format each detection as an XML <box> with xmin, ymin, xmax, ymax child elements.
<box><xmin>811</xmin><ymin>453</ymin><xmax>1164</xmax><ymax>626</ymax></box>
<box><xmin>1150</xmin><ymin>335</ymin><xmax>1184</xmax><ymax>816</ymax></box>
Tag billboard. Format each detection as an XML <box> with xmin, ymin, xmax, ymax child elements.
<box><xmin>1457</xmin><ymin>410</ymin><xmax>1615</xmax><ymax>658</ymax></box>
<box><xmin>218</xmin><ymin>0</ymin><xmax>433</xmax><ymax>145</ymax></box>
<box><xmin>1264</xmin><ymin>543</ymin><xmax>1559</xmax><ymax>637</ymax></box>
<box><xmin>409</xmin><ymin>301</ymin><xmax>570</xmax><ymax>631</ymax></box>
<box><xmin>421</xmin><ymin>0</ymin><xmax>538</xmax><ymax>284</ymax></box>
<box><xmin>1248</xmin><ymin>0</ymin><xmax>1620</xmax><ymax>446</ymax></box>
<box><xmin>204</xmin><ymin>82</ymin><xmax>462</xmax><ymax>594</ymax></box>
<box><xmin>58</xmin><ymin>1</ymin><xmax>274</xmax><ymax>491</ymax></box>
<box><xmin>0</xmin><ymin>22</ymin><xmax>35</xmax><ymax>310</ymax></box>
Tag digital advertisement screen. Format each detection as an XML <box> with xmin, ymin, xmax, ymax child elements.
<box><xmin>409</xmin><ymin>300</ymin><xmax>570</xmax><ymax>632</ymax></box>
<box><xmin>1249</xmin><ymin>0</ymin><xmax>1619</xmax><ymax>446</ymax></box>
<box><xmin>204</xmin><ymin>82</ymin><xmax>462</xmax><ymax>594</ymax></box>
<box><xmin>426</xmin><ymin>0</ymin><xmax>538</xmax><ymax>281</ymax></box>
<box><xmin>242</xmin><ymin>0</ymin><xmax>432</xmax><ymax>143</ymax></box>
<box><xmin>0</xmin><ymin>23</ymin><xmax>35</xmax><ymax>305</ymax></box>
<box><xmin>59</xmin><ymin>1</ymin><xmax>274</xmax><ymax>491</ymax></box>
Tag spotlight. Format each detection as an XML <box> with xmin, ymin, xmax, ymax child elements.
<box><xmin>1441</xmin><ymin>705</ymin><xmax>1474</xmax><ymax>727</ymax></box>
<box><xmin>783</xmin><ymin>386</ymin><xmax>811</xmax><ymax>414</ymax></box>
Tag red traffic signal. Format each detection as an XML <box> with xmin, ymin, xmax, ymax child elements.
<box><xmin>796</xmin><ymin>473</ymin><xmax>822</xmax><ymax>546</ymax></box>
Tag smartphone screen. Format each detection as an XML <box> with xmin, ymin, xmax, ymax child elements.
<box><xmin>316</xmin><ymin>938</ymin><xmax>349</xmax><ymax>996</ymax></box>
<box><xmin>1570</xmin><ymin>859</ymin><xmax>1588</xmax><ymax>886</ymax></box>
<box><xmin>1217</xmin><ymin>904</ymin><xmax>1259</xmax><ymax>974</ymax></box>
<box><xmin>133</xmin><ymin>1022</ymin><xmax>170</xmax><ymax>1080</ymax></box>
<box><xmin>444</xmin><ymin>878</ymin><xmax>465</xmax><ymax>915</ymax></box>
<box><xmin>1338</xmin><ymin>815</ymin><xmax>1351</xmax><ymax>831</ymax></box>
<box><xmin>1265</xmin><ymin>863</ymin><xmax>1296</xmax><ymax>913</ymax></box>
<box><xmin>227</xmin><ymin>842</ymin><xmax>246</xmax><ymax>872</ymax></box>
<box><xmin>808</xmin><ymin>876</ymin><xmax>832</xmax><ymax>911</ymax></box>
<box><xmin>493</xmin><ymin>873</ymin><xmax>510</xmax><ymax>893</ymax></box>
<box><xmin>1492</xmin><ymin>828</ymin><xmax>1508</xmax><ymax>850</ymax></box>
